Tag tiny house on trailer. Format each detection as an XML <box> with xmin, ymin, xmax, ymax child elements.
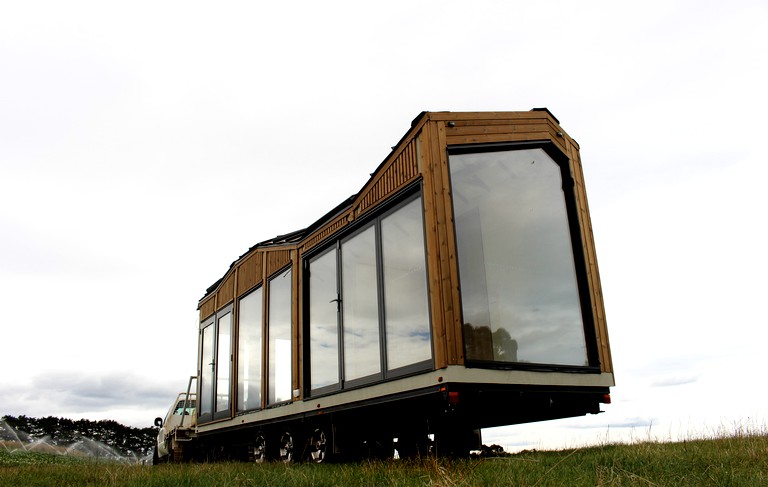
<box><xmin>192</xmin><ymin>110</ymin><xmax>613</xmax><ymax>462</ymax></box>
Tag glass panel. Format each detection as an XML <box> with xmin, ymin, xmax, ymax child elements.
<box><xmin>381</xmin><ymin>198</ymin><xmax>432</xmax><ymax>370</ymax></box>
<box><xmin>450</xmin><ymin>148</ymin><xmax>588</xmax><ymax>366</ymax></box>
<box><xmin>215</xmin><ymin>311</ymin><xmax>231</xmax><ymax>413</ymax></box>
<box><xmin>309</xmin><ymin>249</ymin><xmax>340</xmax><ymax>390</ymax></box>
<box><xmin>237</xmin><ymin>288</ymin><xmax>262</xmax><ymax>411</ymax></box>
<box><xmin>199</xmin><ymin>322</ymin><xmax>214</xmax><ymax>417</ymax></box>
<box><xmin>268</xmin><ymin>269</ymin><xmax>292</xmax><ymax>404</ymax></box>
<box><xmin>342</xmin><ymin>226</ymin><xmax>381</xmax><ymax>381</ymax></box>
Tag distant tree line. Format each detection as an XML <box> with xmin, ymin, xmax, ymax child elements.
<box><xmin>2</xmin><ymin>415</ymin><xmax>156</xmax><ymax>457</ymax></box>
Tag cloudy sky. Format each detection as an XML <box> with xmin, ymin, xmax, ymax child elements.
<box><xmin>1</xmin><ymin>1</ymin><xmax>766</xmax><ymax>452</ymax></box>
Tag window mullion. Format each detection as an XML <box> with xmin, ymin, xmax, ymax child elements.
<box><xmin>375</xmin><ymin>218</ymin><xmax>387</xmax><ymax>378</ymax></box>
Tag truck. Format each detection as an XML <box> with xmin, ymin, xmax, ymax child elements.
<box><xmin>153</xmin><ymin>109</ymin><xmax>614</xmax><ymax>463</ymax></box>
<box><xmin>153</xmin><ymin>378</ymin><xmax>197</xmax><ymax>463</ymax></box>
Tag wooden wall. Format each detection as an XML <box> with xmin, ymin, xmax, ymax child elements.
<box><xmin>565</xmin><ymin>137</ymin><xmax>614</xmax><ymax>373</ymax></box>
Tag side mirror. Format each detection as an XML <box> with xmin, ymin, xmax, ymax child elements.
<box><xmin>154</xmin><ymin>417</ymin><xmax>163</xmax><ymax>428</ymax></box>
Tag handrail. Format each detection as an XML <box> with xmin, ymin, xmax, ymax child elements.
<box><xmin>179</xmin><ymin>375</ymin><xmax>197</xmax><ymax>429</ymax></box>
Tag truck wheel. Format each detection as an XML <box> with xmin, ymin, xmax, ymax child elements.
<box><xmin>172</xmin><ymin>443</ymin><xmax>184</xmax><ymax>462</ymax></box>
<box><xmin>278</xmin><ymin>431</ymin><xmax>294</xmax><ymax>463</ymax></box>
<box><xmin>152</xmin><ymin>446</ymin><xmax>160</xmax><ymax>465</ymax></box>
<box><xmin>307</xmin><ymin>428</ymin><xmax>327</xmax><ymax>463</ymax></box>
<box><xmin>252</xmin><ymin>431</ymin><xmax>267</xmax><ymax>463</ymax></box>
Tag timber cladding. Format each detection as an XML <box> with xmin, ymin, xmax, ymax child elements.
<box><xmin>354</xmin><ymin>139</ymin><xmax>420</xmax><ymax>217</ymax></box>
<box><xmin>266</xmin><ymin>249</ymin><xmax>292</xmax><ymax>277</ymax></box>
<box><xmin>199</xmin><ymin>296</ymin><xmax>215</xmax><ymax>322</ymax></box>
<box><xmin>237</xmin><ymin>252</ymin><xmax>263</xmax><ymax>297</ymax></box>
<box><xmin>299</xmin><ymin>215</ymin><xmax>348</xmax><ymax>255</ymax></box>
<box><xmin>216</xmin><ymin>272</ymin><xmax>236</xmax><ymax>311</ymax></box>
<box><xmin>567</xmin><ymin>140</ymin><xmax>613</xmax><ymax>374</ymax></box>
<box><xmin>436</xmin><ymin>111</ymin><xmax>568</xmax><ymax>154</ymax></box>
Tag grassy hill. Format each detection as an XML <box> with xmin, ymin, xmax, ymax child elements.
<box><xmin>2</xmin><ymin>431</ymin><xmax>767</xmax><ymax>486</ymax></box>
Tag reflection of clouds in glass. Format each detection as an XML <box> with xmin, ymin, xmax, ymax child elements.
<box><xmin>342</xmin><ymin>226</ymin><xmax>381</xmax><ymax>380</ymax></box>
<box><xmin>494</xmin><ymin>303</ymin><xmax>587</xmax><ymax>366</ymax></box>
<box><xmin>238</xmin><ymin>288</ymin><xmax>262</xmax><ymax>411</ymax></box>
<box><xmin>310</xmin><ymin>250</ymin><xmax>339</xmax><ymax>389</ymax></box>
<box><xmin>199</xmin><ymin>323</ymin><xmax>214</xmax><ymax>416</ymax></box>
<box><xmin>216</xmin><ymin>313</ymin><xmax>231</xmax><ymax>412</ymax></box>
<box><xmin>386</xmin><ymin>322</ymin><xmax>431</xmax><ymax>368</ymax></box>
<box><xmin>451</xmin><ymin>149</ymin><xmax>588</xmax><ymax>366</ymax></box>
<box><xmin>274</xmin><ymin>339</ymin><xmax>291</xmax><ymax>402</ymax></box>
<box><xmin>382</xmin><ymin>198</ymin><xmax>432</xmax><ymax>370</ymax></box>
<box><xmin>269</xmin><ymin>270</ymin><xmax>292</xmax><ymax>403</ymax></box>
<box><xmin>310</xmin><ymin>319</ymin><xmax>338</xmax><ymax>388</ymax></box>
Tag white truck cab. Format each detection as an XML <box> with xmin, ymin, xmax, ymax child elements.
<box><xmin>153</xmin><ymin>392</ymin><xmax>196</xmax><ymax>463</ymax></box>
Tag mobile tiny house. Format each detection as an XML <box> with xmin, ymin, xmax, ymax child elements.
<box><xmin>159</xmin><ymin>110</ymin><xmax>613</xmax><ymax>462</ymax></box>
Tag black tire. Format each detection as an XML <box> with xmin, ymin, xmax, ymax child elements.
<box><xmin>307</xmin><ymin>428</ymin><xmax>328</xmax><ymax>463</ymax></box>
<box><xmin>252</xmin><ymin>431</ymin><xmax>267</xmax><ymax>463</ymax></box>
<box><xmin>278</xmin><ymin>431</ymin><xmax>294</xmax><ymax>463</ymax></box>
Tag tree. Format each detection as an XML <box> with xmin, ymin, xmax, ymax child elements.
<box><xmin>1</xmin><ymin>415</ymin><xmax>157</xmax><ymax>457</ymax></box>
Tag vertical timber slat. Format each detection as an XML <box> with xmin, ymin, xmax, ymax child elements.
<box><xmin>435</xmin><ymin>120</ymin><xmax>461</xmax><ymax>364</ymax></box>
<box><xmin>421</xmin><ymin>127</ymin><xmax>448</xmax><ymax>369</ymax></box>
<box><xmin>567</xmin><ymin>139</ymin><xmax>613</xmax><ymax>373</ymax></box>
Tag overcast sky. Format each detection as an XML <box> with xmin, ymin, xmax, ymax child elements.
<box><xmin>1</xmin><ymin>1</ymin><xmax>766</xmax><ymax>452</ymax></box>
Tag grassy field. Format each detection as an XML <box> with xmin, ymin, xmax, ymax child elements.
<box><xmin>2</xmin><ymin>432</ymin><xmax>767</xmax><ymax>486</ymax></box>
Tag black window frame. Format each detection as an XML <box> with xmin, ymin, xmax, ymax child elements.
<box><xmin>266</xmin><ymin>265</ymin><xmax>294</xmax><ymax>408</ymax></box>
<box><xmin>447</xmin><ymin>141</ymin><xmax>601</xmax><ymax>373</ymax></box>
<box><xmin>302</xmin><ymin>183</ymin><xmax>434</xmax><ymax>399</ymax></box>
<box><xmin>235</xmin><ymin>284</ymin><xmax>264</xmax><ymax>414</ymax></box>
<box><xmin>197</xmin><ymin>302</ymin><xmax>234</xmax><ymax>424</ymax></box>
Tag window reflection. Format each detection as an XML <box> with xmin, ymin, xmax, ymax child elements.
<box><xmin>381</xmin><ymin>198</ymin><xmax>431</xmax><ymax>370</ymax></box>
<box><xmin>450</xmin><ymin>148</ymin><xmax>588</xmax><ymax>366</ymax></box>
<box><xmin>268</xmin><ymin>269</ymin><xmax>292</xmax><ymax>404</ymax></box>
<box><xmin>307</xmin><ymin>194</ymin><xmax>433</xmax><ymax>395</ymax></box>
<box><xmin>199</xmin><ymin>322</ymin><xmax>214</xmax><ymax>417</ymax></box>
<box><xmin>237</xmin><ymin>288</ymin><xmax>262</xmax><ymax>412</ymax></box>
<box><xmin>216</xmin><ymin>312</ymin><xmax>231</xmax><ymax>413</ymax></box>
<box><xmin>309</xmin><ymin>250</ymin><xmax>339</xmax><ymax>390</ymax></box>
<box><xmin>342</xmin><ymin>226</ymin><xmax>381</xmax><ymax>381</ymax></box>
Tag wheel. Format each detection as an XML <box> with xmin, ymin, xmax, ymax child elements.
<box><xmin>172</xmin><ymin>443</ymin><xmax>184</xmax><ymax>462</ymax></box>
<box><xmin>278</xmin><ymin>431</ymin><xmax>294</xmax><ymax>463</ymax></box>
<box><xmin>152</xmin><ymin>445</ymin><xmax>159</xmax><ymax>465</ymax></box>
<box><xmin>307</xmin><ymin>428</ymin><xmax>328</xmax><ymax>463</ymax></box>
<box><xmin>252</xmin><ymin>431</ymin><xmax>267</xmax><ymax>463</ymax></box>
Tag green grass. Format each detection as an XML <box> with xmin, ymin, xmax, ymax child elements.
<box><xmin>2</xmin><ymin>431</ymin><xmax>767</xmax><ymax>486</ymax></box>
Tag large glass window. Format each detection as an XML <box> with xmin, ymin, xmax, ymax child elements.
<box><xmin>450</xmin><ymin>147</ymin><xmax>588</xmax><ymax>366</ymax></box>
<box><xmin>306</xmin><ymin>193</ymin><xmax>433</xmax><ymax>396</ymax></box>
<box><xmin>381</xmin><ymin>197</ymin><xmax>431</xmax><ymax>370</ymax></box>
<box><xmin>237</xmin><ymin>288</ymin><xmax>262</xmax><ymax>412</ymax></box>
<box><xmin>268</xmin><ymin>269</ymin><xmax>292</xmax><ymax>404</ymax></box>
<box><xmin>199</xmin><ymin>320</ymin><xmax>214</xmax><ymax>418</ymax></box>
<box><xmin>341</xmin><ymin>226</ymin><xmax>381</xmax><ymax>382</ymax></box>
<box><xmin>309</xmin><ymin>249</ymin><xmax>340</xmax><ymax>391</ymax></box>
<box><xmin>215</xmin><ymin>311</ymin><xmax>232</xmax><ymax>414</ymax></box>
